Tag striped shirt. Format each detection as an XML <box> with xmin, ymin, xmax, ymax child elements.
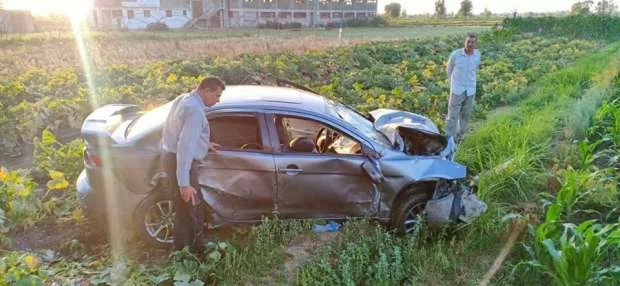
<box><xmin>446</xmin><ymin>48</ymin><xmax>481</xmax><ymax>96</ymax></box>
<box><xmin>161</xmin><ymin>91</ymin><xmax>211</xmax><ymax>187</ymax></box>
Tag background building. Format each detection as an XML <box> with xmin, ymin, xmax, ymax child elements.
<box><xmin>89</xmin><ymin>0</ymin><xmax>378</xmax><ymax>30</ymax></box>
<box><xmin>0</xmin><ymin>9</ymin><xmax>35</xmax><ymax>33</ymax></box>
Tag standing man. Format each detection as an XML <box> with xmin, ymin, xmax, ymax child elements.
<box><xmin>445</xmin><ymin>33</ymin><xmax>481</xmax><ymax>140</ymax></box>
<box><xmin>161</xmin><ymin>76</ymin><xmax>225</xmax><ymax>252</ymax></box>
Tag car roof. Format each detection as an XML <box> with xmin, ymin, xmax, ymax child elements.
<box><xmin>215</xmin><ymin>85</ymin><xmax>328</xmax><ymax>115</ymax></box>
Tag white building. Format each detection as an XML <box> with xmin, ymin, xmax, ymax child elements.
<box><xmin>89</xmin><ymin>0</ymin><xmax>378</xmax><ymax>30</ymax></box>
<box><xmin>90</xmin><ymin>0</ymin><xmax>193</xmax><ymax>30</ymax></box>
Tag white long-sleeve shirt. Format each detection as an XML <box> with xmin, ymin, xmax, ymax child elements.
<box><xmin>161</xmin><ymin>91</ymin><xmax>211</xmax><ymax>187</ymax></box>
<box><xmin>446</xmin><ymin>48</ymin><xmax>481</xmax><ymax>96</ymax></box>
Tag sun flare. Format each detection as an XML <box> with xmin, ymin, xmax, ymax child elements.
<box><xmin>3</xmin><ymin>0</ymin><xmax>93</xmax><ymax>21</ymax></box>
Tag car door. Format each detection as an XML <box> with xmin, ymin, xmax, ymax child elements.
<box><xmin>196</xmin><ymin>111</ymin><xmax>277</xmax><ymax>222</ymax></box>
<box><xmin>267</xmin><ymin>112</ymin><xmax>379</xmax><ymax>219</ymax></box>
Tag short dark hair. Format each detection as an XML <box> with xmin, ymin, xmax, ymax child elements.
<box><xmin>467</xmin><ymin>33</ymin><xmax>478</xmax><ymax>40</ymax></box>
<box><xmin>197</xmin><ymin>76</ymin><xmax>225</xmax><ymax>91</ymax></box>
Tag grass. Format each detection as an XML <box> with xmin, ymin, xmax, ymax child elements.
<box><xmin>386</xmin><ymin>16</ymin><xmax>503</xmax><ymax>27</ymax></box>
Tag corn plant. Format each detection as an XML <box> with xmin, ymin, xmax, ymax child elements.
<box><xmin>524</xmin><ymin>220</ymin><xmax>620</xmax><ymax>286</ymax></box>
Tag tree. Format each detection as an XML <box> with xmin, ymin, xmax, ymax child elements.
<box><xmin>571</xmin><ymin>1</ymin><xmax>594</xmax><ymax>15</ymax></box>
<box><xmin>435</xmin><ymin>0</ymin><xmax>447</xmax><ymax>18</ymax></box>
<box><xmin>401</xmin><ymin>9</ymin><xmax>407</xmax><ymax>17</ymax></box>
<box><xmin>483</xmin><ymin>8</ymin><xmax>492</xmax><ymax>18</ymax></box>
<box><xmin>384</xmin><ymin>2</ymin><xmax>402</xmax><ymax>17</ymax></box>
<box><xmin>596</xmin><ymin>0</ymin><xmax>618</xmax><ymax>15</ymax></box>
<box><xmin>457</xmin><ymin>0</ymin><xmax>473</xmax><ymax>17</ymax></box>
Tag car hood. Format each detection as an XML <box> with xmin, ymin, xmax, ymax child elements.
<box><xmin>369</xmin><ymin>108</ymin><xmax>456</xmax><ymax>160</ymax></box>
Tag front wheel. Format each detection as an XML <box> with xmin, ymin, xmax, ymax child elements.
<box><xmin>391</xmin><ymin>190</ymin><xmax>431</xmax><ymax>234</ymax></box>
<box><xmin>134</xmin><ymin>192</ymin><xmax>176</xmax><ymax>248</ymax></box>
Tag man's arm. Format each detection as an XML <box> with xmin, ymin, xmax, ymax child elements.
<box><xmin>176</xmin><ymin>106</ymin><xmax>203</xmax><ymax>187</ymax></box>
<box><xmin>446</xmin><ymin>52</ymin><xmax>455</xmax><ymax>79</ymax></box>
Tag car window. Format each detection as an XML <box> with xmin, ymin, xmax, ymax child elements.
<box><xmin>126</xmin><ymin>101</ymin><xmax>173</xmax><ymax>140</ymax></box>
<box><xmin>274</xmin><ymin>115</ymin><xmax>362</xmax><ymax>156</ymax></box>
<box><xmin>209</xmin><ymin>114</ymin><xmax>264</xmax><ymax>151</ymax></box>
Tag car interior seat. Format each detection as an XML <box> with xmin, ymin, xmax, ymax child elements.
<box><xmin>289</xmin><ymin>137</ymin><xmax>315</xmax><ymax>153</ymax></box>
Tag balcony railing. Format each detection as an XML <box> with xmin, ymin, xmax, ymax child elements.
<box><xmin>228</xmin><ymin>0</ymin><xmax>376</xmax><ymax>11</ymax></box>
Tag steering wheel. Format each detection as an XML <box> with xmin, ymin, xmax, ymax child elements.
<box><xmin>240</xmin><ymin>143</ymin><xmax>262</xmax><ymax>150</ymax></box>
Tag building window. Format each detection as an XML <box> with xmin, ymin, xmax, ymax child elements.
<box><xmin>166</xmin><ymin>10</ymin><xmax>172</xmax><ymax>17</ymax></box>
<box><xmin>113</xmin><ymin>10</ymin><xmax>122</xmax><ymax>17</ymax></box>
<box><xmin>144</xmin><ymin>10</ymin><xmax>151</xmax><ymax>17</ymax></box>
<box><xmin>345</xmin><ymin>12</ymin><xmax>355</xmax><ymax>18</ymax></box>
<box><xmin>183</xmin><ymin>10</ymin><xmax>187</xmax><ymax>16</ymax></box>
<box><xmin>320</xmin><ymin>12</ymin><xmax>330</xmax><ymax>19</ymax></box>
<box><xmin>261</xmin><ymin>12</ymin><xmax>276</xmax><ymax>18</ymax></box>
<box><xmin>295</xmin><ymin>0</ymin><xmax>305</xmax><ymax>4</ymax></box>
<box><xmin>293</xmin><ymin>12</ymin><xmax>306</xmax><ymax>18</ymax></box>
<box><xmin>333</xmin><ymin>12</ymin><xmax>342</xmax><ymax>18</ymax></box>
<box><xmin>279</xmin><ymin>12</ymin><xmax>291</xmax><ymax>18</ymax></box>
<box><xmin>127</xmin><ymin>10</ymin><xmax>134</xmax><ymax>19</ymax></box>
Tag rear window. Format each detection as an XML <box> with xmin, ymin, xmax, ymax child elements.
<box><xmin>126</xmin><ymin>101</ymin><xmax>173</xmax><ymax>140</ymax></box>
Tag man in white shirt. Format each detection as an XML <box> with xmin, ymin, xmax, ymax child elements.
<box><xmin>161</xmin><ymin>76</ymin><xmax>224</xmax><ymax>252</ymax></box>
<box><xmin>446</xmin><ymin>33</ymin><xmax>481</xmax><ymax>140</ymax></box>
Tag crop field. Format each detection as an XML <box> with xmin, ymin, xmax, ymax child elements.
<box><xmin>0</xmin><ymin>26</ymin><xmax>487</xmax><ymax>80</ymax></box>
<box><xmin>1</xmin><ymin>15</ymin><xmax>620</xmax><ymax>285</ymax></box>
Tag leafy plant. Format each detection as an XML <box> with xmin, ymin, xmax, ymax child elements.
<box><xmin>524</xmin><ymin>220</ymin><xmax>620</xmax><ymax>286</ymax></box>
<box><xmin>33</xmin><ymin>129</ymin><xmax>85</xmax><ymax>183</ymax></box>
<box><xmin>0</xmin><ymin>167</ymin><xmax>40</xmax><ymax>230</ymax></box>
<box><xmin>0</xmin><ymin>252</ymin><xmax>49</xmax><ymax>285</ymax></box>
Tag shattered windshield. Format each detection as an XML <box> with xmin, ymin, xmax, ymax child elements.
<box><xmin>327</xmin><ymin>100</ymin><xmax>392</xmax><ymax>148</ymax></box>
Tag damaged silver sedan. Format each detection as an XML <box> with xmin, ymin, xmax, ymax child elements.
<box><xmin>76</xmin><ymin>85</ymin><xmax>486</xmax><ymax>247</ymax></box>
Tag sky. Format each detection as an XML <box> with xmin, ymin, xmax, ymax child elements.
<box><xmin>377</xmin><ymin>0</ymin><xmax>577</xmax><ymax>15</ymax></box>
<box><xmin>1</xmin><ymin>0</ymin><xmax>585</xmax><ymax>16</ymax></box>
<box><xmin>2</xmin><ymin>0</ymin><xmax>92</xmax><ymax>17</ymax></box>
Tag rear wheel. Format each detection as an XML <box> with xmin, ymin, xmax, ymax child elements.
<box><xmin>134</xmin><ymin>191</ymin><xmax>176</xmax><ymax>248</ymax></box>
<box><xmin>391</xmin><ymin>187</ymin><xmax>432</xmax><ymax>234</ymax></box>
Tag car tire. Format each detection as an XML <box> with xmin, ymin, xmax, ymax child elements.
<box><xmin>134</xmin><ymin>191</ymin><xmax>176</xmax><ymax>249</ymax></box>
<box><xmin>391</xmin><ymin>186</ymin><xmax>432</xmax><ymax>234</ymax></box>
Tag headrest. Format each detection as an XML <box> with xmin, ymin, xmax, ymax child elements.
<box><xmin>289</xmin><ymin>137</ymin><xmax>315</xmax><ymax>153</ymax></box>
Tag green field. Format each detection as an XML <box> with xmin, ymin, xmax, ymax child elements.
<box><xmin>1</xmin><ymin>16</ymin><xmax>619</xmax><ymax>285</ymax></box>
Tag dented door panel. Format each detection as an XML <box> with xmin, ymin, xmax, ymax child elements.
<box><xmin>197</xmin><ymin>151</ymin><xmax>276</xmax><ymax>221</ymax></box>
<box><xmin>275</xmin><ymin>154</ymin><xmax>378</xmax><ymax>219</ymax></box>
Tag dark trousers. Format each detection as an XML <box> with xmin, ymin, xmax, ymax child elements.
<box><xmin>161</xmin><ymin>152</ymin><xmax>205</xmax><ymax>252</ymax></box>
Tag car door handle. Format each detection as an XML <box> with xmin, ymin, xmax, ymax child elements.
<box><xmin>278</xmin><ymin>165</ymin><xmax>303</xmax><ymax>175</ymax></box>
<box><xmin>279</xmin><ymin>168</ymin><xmax>303</xmax><ymax>173</ymax></box>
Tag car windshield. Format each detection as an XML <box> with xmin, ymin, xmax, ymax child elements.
<box><xmin>326</xmin><ymin>100</ymin><xmax>393</xmax><ymax>148</ymax></box>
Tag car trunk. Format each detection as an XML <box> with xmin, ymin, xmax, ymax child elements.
<box><xmin>81</xmin><ymin>104</ymin><xmax>139</xmax><ymax>147</ymax></box>
<box><xmin>80</xmin><ymin>104</ymin><xmax>164</xmax><ymax>195</ymax></box>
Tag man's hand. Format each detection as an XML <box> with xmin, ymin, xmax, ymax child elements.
<box><xmin>209</xmin><ymin>142</ymin><xmax>221</xmax><ymax>153</ymax></box>
<box><xmin>180</xmin><ymin>186</ymin><xmax>197</xmax><ymax>205</ymax></box>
